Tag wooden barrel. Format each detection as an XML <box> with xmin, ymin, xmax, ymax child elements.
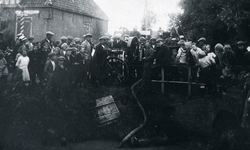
<box><xmin>94</xmin><ymin>95</ymin><xmax>120</xmax><ymax>126</ymax></box>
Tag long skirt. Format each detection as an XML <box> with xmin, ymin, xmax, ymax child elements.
<box><xmin>19</xmin><ymin>66</ymin><xmax>30</xmax><ymax>81</ymax></box>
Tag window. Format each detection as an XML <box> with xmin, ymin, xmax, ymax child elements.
<box><xmin>83</xmin><ymin>23</ymin><xmax>90</xmax><ymax>34</ymax></box>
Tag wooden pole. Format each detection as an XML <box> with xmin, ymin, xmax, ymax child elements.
<box><xmin>188</xmin><ymin>66</ymin><xmax>192</xmax><ymax>98</ymax></box>
<box><xmin>19</xmin><ymin>10</ymin><xmax>24</xmax><ymax>35</ymax></box>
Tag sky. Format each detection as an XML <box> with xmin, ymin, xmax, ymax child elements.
<box><xmin>93</xmin><ymin>0</ymin><xmax>183</xmax><ymax>34</ymax></box>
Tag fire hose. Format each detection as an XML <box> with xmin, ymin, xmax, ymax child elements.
<box><xmin>116</xmin><ymin>78</ymin><xmax>147</xmax><ymax>148</ymax></box>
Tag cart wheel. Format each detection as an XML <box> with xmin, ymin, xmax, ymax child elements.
<box><xmin>107</xmin><ymin>57</ymin><xmax>129</xmax><ymax>84</ymax></box>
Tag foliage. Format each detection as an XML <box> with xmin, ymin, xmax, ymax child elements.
<box><xmin>177</xmin><ymin>0</ymin><xmax>250</xmax><ymax>46</ymax></box>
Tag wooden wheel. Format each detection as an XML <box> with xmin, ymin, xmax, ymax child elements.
<box><xmin>107</xmin><ymin>57</ymin><xmax>129</xmax><ymax>84</ymax></box>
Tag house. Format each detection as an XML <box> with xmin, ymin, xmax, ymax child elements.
<box><xmin>0</xmin><ymin>0</ymin><xmax>109</xmax><ymax>48</ymax></box>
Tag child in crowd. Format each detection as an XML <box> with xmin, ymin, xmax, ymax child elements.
<box><xmin>176</xmin><ymin>40</ymin><xmax>188</xmax><ymax>64</ymax></box>
<box><xmin>15</xmin><ymin>50</ymin><xmax>30</xmax><ymax>86</ymax></box>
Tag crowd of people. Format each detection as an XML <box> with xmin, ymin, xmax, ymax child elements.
<box><xmin>0</xmin><ymin>30</ymin><xmax>249</xmax><ymax>95</ymax></box>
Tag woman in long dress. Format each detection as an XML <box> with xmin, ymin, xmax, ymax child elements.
<box><xmin>16</xmin><ymin>50</ymin><xmax>30</xmax><ymax>84</ymax></box>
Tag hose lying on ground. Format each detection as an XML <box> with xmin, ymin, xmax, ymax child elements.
<box><xmin>116</xmin><ymin>78</ymin><xmax>147</xmax><ymax>148</ymax></box>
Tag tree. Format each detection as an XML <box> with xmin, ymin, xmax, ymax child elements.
<box><xmin>177</xmin><ymin>0</ymin><xmax>250</xmax><ymax>46</ymax></box>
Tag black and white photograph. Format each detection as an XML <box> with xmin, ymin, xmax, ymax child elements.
<box><xmin>0</xmin><ymin>0</ymin><xmax>250</xmax><ymax>149</ymax></box>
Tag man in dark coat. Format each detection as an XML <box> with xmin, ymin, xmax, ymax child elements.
<box><xmin>40</xmin><ymin>31</ymin><xmax>54</xmax><ymax>63</ymax></box>
<box><xmin>75</xmin><ymin>47</ymin><xmax>85</xmax><ymax>87</ymax></box>
<box><xmin>113</xmin><ymin>36</ymin><xmax>127</xmax><ymax>50</ymax></box>
<box><xmin>91</xmin><ymin>36</ymin><xmax>110</xmax><ymax>86</ymax></box>
<box><xmin>139</xmin><ymin>37</ymin><xmax>156</xmax><ymax>89</ymax></box>
<box><xmin>44</xmin><ymin>52</ymin><xmax>56</xmax><ymax>93</ymax></box>
<box><xmin>234</xmin><ymin>41</ymin><xmax>248</xmax><ymax>66</ymax></box>
<box><xmin>155</xmin><ymin>38</ymin><xmax>172</xmax><ymax>65</ymax></box>
<box><xmin>51</xmin><ymin>56</ymin><xmax>69</xmax><ymax>96</ymax></box>
<box><xmin>64</xmin><ymin>48</ymin><xmax>74</xmax><ymax>70</ymax></box>
<box><xmin>28</xmin><ymin>44</ymin><xmax>43</xmax><ymax>84</ymax></box>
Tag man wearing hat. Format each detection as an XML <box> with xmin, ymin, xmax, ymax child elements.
<box><xmin>74</xmin><ymin>38</ymin><xmax>82</xmax><ymax>45</ymax></box>
<box><xmin>139</xmin><ymin>36</ymin><xmax>156</xmax><ymax>89</ymax></box>
<box><xmin>91</xmin><ymin>36</ymin><xmax>109</xmax><ymax>86</ymax></box>
<box><xmin>113</xmin><ymin>35</ymin><xmax>127</xmax><ymax>50</ymax></box>
<box><xmin>197</xmin><ymin>37</ymin><xmax>210</xmax><ymax>54</ymax></box>
<box><xmin>81</xmin><ymin>33</ymin><xmax>92</xmax><ymax>71</ymax></box>
<box><xmin>67</xmin><ymin>36</ymin><xmax>75</xmax><ymax>46</ymax></box>
<box><xmin>58</xmin><ymin>36</ymin><xmax>68</xmax><ymax>48</ymax></box>
<box><xmin>51</xmin><ymin>56</ymin><xmax>69</xmax><ymax>95</ymax></box>
<box><xmin>64</xmin><ymin>47</ymin><xmax>74</xmax><ymax>70</ymax></box>
<box><xmin>81</xmin><ymin>34</ymin><xmax>93</xmax><ymax>79</ymax></box>
<box><xmin>27</xmin><ymin>36</ymin><xmax>34</xmax><ymax>52</ymax></box>
<box><xmin>155</xmin><ymin>38</ymin><xmax>172</xmax><ymax>65</ymax></box>
<box><xmin>40</xmin><ymin>31</ymin><xmax>55</xmax><ymax>63</ymax></box>
<box><xmin>123</xmin><ymin>34</ymin><xmax>130</xmax><ymax>42</ymax></box>
<box><xmin>44</xmin><ymin>52</ymin><xmax>56</xmax><ymax>84</ymax></box>
<box><xmin>235</xmin><ymin>41</ymin><xmax>247</xmax><ymax>66</ymax></box>
<box><xmin>179</xmin><ymin>35</ymin><xmax>185</xmax><ymax>40</ymax></box>
<box><xmin>150</xmin><ymin>37</ymin><xmax>157</xmax><ymax>49</ymax></box>
<box><xmin>28</xmin><ymin>43</ymin><xmax>43</xmax><ymax>84</ymax></box>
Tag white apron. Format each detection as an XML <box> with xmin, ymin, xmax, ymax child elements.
<box><xmin>19</xmin><ymin>66</ymin><xmax>30</xmax><ymax>81</ymax></box>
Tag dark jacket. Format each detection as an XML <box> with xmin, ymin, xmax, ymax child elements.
<box><xmin>28</xmin><ymin>50</ymin><xmax>43</xmax><ymax>72</ymax></box>
<box><xmin>156</xmin><ymin>44</ymin><xmax>172</xmax><ymax>65</ymax></box>
<box><xmin>113</xmin><ymin>39</ymin><xmax>127</xmax><ymax>49</ymax></box>
<box><xmin>64</xmin><ymin>54</ymin><xmax>75</xmax><ymax>70</ymax></box>
<box><xmin>40</xmin><ymin>38</ymin><xmax>54</xmax><ymax>62</ymax></box>
<box><xmin>235</xmin><ymin>47</ymin><xmax>247</xmax><ymax>66</ymax></box>
<box><xmin>91</xmin><ymin>44</ymin><xmax>108</xmax><ymax>79</ymax></box>
<box><xmin>51</xmin><ymin>64</ymin><xmax>69</xmax><ymax>88</ymax></box>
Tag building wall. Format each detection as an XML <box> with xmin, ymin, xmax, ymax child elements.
<box><xmin>0</xmin><ymin>6</ymin><xmax>108</xmax><ymax>48</ymax></box>
<box><xmin>0</xmin><ymin>7</ymin><xmax>16</xmax><ymax>49</ymax></box>
<box><xmin>30</xmin><ymin>8</ymin><xmax>108</xmax><ymax>44</ymax></box>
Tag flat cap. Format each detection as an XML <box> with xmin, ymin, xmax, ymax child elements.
<box><xmin>84</xmin><ymin>33</ymin><xmax>92</xmax><ymax>38</ymax></box>
<box><xmin>99</xmin><ymin>36</ymin><xmax>106</xmax><ymax>40</ymax></box>
<box><xmin>156</xmin><ymin>38</ymin><xmax>163</xmax><ymax>42</ymax></box>
<box><xmin>48</xmin><ymin>52</ymin><xmax>56</xmax><ymax>58</ymax></box>
<box><xmin>237</xmin><ymin>41</ymin><xmax>244</xmax><ymax>45</ymax></box>
<box><xmin>46</xmin><ymin>31</ymin><xmax>54</xmax><ymax>36</ymax></box>
<box><xmin>74</xmin><ymin>38</ymin><xmax>81</xmax><ymax>43</ymax></box>
<box><xmin>224</xmin><ymin>45</ymin><xmax>231</xmax><ymax>49</ymax></box>
<box><xmin>67</xmin><ymin>36</ymin><xmax>74</xmax><ymax>40</ymax></box>
<box><xmin>61</xmin><ymin>43</ymin><xmax>68</xmax><ymax>48</ymax></box>
<box><xmin>139</xmin><ymin>37</ymin><xmax>146</xmax><ymax>42</ymax></box>
<box><xmin>60</xmin><ymin>36</ymin><xmax>68</xmax><ymax>40</ymax></box>
<box><xmin>150</xmin><ymin>37</ymin><xmax>157</xmax><ymax>41</ymax></box>
<box><xmin>214</xmin><ymin>43</ymin><xmax>224</xmax><ymax>51</ymax></box>
<box><xmin>57</xmin><ymin>56</ymin><xmax>65</xmax><ymax>60</ymax></box>
<box><xmin>177</xmin><ymin>40</ymin><xmax>185</xmax><ymax>45</ymax></box>
<box><xmin>198</xmin><ymin>37</ymin><xmax>206</xmax><ymax>42</ymax></box>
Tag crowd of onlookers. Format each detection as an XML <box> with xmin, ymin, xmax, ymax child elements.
<box><xmin>0</xmin><ymin>31</ymin><xmax>250</xmax><ymax>94</ymax></box>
